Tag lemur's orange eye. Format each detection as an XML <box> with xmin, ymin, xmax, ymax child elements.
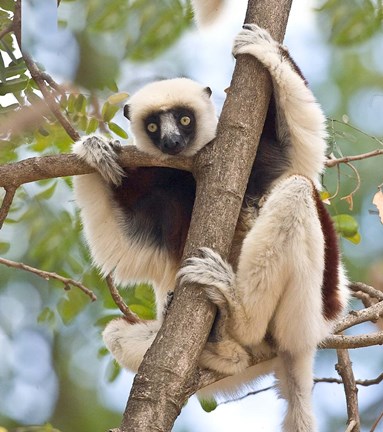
<box><xmin>147</xmin><ymin>123</ymin><xmax>158</xmax><ymax>133</ymax></box>
<box><xmin>180</xmin><ymin>116</ymin><xmax>191</xmax><ymax>126</ymax></box>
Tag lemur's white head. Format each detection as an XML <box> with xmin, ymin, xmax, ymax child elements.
<box><xmin>124</xmin><ymin>78</ymin><xmax>218</xmax><ymax>158</ymax></box>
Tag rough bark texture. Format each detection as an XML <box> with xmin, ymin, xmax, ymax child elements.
<box><xmin>119</xmin><ymin>1</ymin><xmax>293</xmax><ymax>430</ymax></box>
<box><xmin>0</xmin><ymin>147</ymin><xmax>192</xmax><ymax>188</ymax></box>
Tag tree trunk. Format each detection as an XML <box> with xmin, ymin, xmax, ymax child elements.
<box><xmin>118</xmin><ymin>0</ymin><xmax>293</xmax><ymax>430</ymax></box>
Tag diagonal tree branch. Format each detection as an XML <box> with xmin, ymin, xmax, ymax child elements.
<box><xmin>117</xmin><ymin>1</ymin><xmax>293</xmax><ymax>431</ymax></box>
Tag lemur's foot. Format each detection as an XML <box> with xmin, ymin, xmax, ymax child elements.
<box><xmin>73</xmin><ymin>135</ymin><xmax>125</xmax><ymax>186</ymax></box>
<box><xmin>232</xmin><ymin>23</ymin><xmax>280</xmax><ymax>63</ymax></box>
<box><xmin>177</xmin><ymin>247</ymin><xmax>236</xmax><ymax>309</ymax></box>
<box><xmin>102</xmin><ymin>317</ymin><xmax>160</xmax><ymax>373</ymax></box>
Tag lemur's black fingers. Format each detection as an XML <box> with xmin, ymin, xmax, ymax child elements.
<box><xmin>110</xmin><ymin>139</ymin><xmax>122</xmax><ymax>152</ymax></box>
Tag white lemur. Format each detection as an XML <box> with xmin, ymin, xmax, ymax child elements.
<box><xmin>73</xmin><ymin>22</ymin><xmax>349</xmax><ymax>432</ymax></box>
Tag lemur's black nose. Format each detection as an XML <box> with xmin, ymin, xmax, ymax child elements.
<box><xmin>161</xmin><ymin>134</ymin><xmax>185</xmax><ymax>155</ymax></box>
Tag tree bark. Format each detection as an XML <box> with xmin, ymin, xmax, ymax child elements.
<box><xmin>118</xmin><ymin>0</ymin><xmax>293</xmax><ymax>430</ymax></box>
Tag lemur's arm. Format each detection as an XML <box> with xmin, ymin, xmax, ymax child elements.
<box><xmin>233</xmin><ymin>24</ymin><xmax>327</xmax><ymax>185</ymax></box>
<box><xmin>72</xmin><ymin>137</ymin><xmax>128</xmax><ymax>278</ymax></box>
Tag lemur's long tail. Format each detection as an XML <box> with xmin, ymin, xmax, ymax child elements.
<box><xmin>192</xmin><ymin>0</ymin><xmax>224</xmax><ymax>26</ymax></box>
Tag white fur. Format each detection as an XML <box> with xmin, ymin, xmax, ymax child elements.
<box><xmin>72</xmin><ymin>23</ymin><xmax>350</xmax><ymax>432</ymax></box>
<box><xmin>233</xmin><ymin>25</ymin><xmax>327</xmax><ymax>189</ymax></box>
<box><xmin>73</xmin><ymin>140</ymin><xmax>178</xmax><ymax>317</ymax></box>
<box><xmin>128</xmin><ymin>78</ymin><xmax>217</xmax><ymax>158</ymax></box>
<box><xmin>179</xmin><ymin>176</ymin><xmax>349</xmax><ymax>432</ymax></box>
<box><xmin>102</xmin><ymin>318</ymin><xmax>160</xmax><ymax>372</ymax></box>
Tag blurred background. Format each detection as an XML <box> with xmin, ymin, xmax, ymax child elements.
<box><xmin>0</xmin><ymin>0</ymin><xmax>382</xmax><ymax>430</ymax></box>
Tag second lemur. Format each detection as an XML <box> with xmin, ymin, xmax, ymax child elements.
<box><xmin>73</xmin><ymin>24</ymin><xmax>348</xmax><ymax>432</ymax></box>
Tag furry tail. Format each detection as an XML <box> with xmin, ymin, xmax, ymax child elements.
<box><xmin>192</xmin><ymin>0</ymin><xmax>224</xmax><ymax>26</ymax></box>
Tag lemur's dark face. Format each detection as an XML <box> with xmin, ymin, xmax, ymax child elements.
<box><xmin>143</xmin><ymin>107</ymin><xmax>196</xmax><ymax>156</ymax></box>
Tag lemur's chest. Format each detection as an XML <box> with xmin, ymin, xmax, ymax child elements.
<box><xmin>112</xmin><ymin>167</ymin><xmax>196</xmax><ymax>259</ymax></box>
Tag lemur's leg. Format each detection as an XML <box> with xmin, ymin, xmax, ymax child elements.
<box><xmin>233</xmin><ymin>24</ymin><xmax>327</xmax><ymax>183</ymax></box>
<box><xmin>179</xmin><ymin>175</ymin><xmax>325</xmax><ymax>351</ymax></box>
<box><xmin>179</xmin><ymin>175</ymin><xmax>324</xmax><ymax>430</ymax></box>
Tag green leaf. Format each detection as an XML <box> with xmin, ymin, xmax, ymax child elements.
<box><xmin>0</xmin><ymin>76</ymin><xmax>28</xmax><ymax>95</ymax></box>
<box><xmin>86</xmin><ymin>117</ymin><xmax>99</xmax><ymax>134</ymax></box>
<box><xmin>74</xmin><ymin>94</ymin><xmax>86</xmax><ymax>113</ymax></box>
<box><xmin>108</xmin><ymin>122</ymin><xmax>128</xmax><ymax>139</ymax></box>
<box><xmin>105</xmin><ymin>359</ymin><xmax>121</xmax><ymax>382</ymax></box>
<box><xmin>36</xmin><ymin>181</ymin><xmax>58</xmax><ymax>200</ymax></box>
<box><xmin>102</xmin><ymin>101</ymin><xmax>119</xmax><ymax>122</ymax></box>
<box><xmin>0</xmin><ymin>102</ymin><xmax>19</xmax><ymax>113</ymax></box>
<box><xmin>199</xmin><ymin>398</ymin><xmax>217</xmax><ymax>412</ymax></box>
<box><xmin>67</xmin><ymin>93</ymin><xmax>76</xmax><ymax>113</ymax></box>
<box><xmin>332</xmin><ymin>214</ymin><xmax>359</xmax><ymax>238</ymax></box>
<box><xmin>37</xmin><ymin>307</ymin><xmax>56</xmax><ymax>327</ymax></box>
<box><xmin>0</xmin><ymin>52</ymin><xmax>6</xmax><ymax>82</ymax></box>
<box><xmin>77</xmin><ymin>115</ymin><xmax>88</xmax><ymax>132</ymax></box>
<box><xmin>344</xmin><ymin>232</ymin><xmax>361</xmax><ymax>245</ymax></box>
<box><xmin>129</xmin><ymin>304</ymin><xmax>155</xmax><ymax>320</ymax></box>
<box><xmin>0</xmin><ymin>0</ymin><xmax>15</xmax><ymax>11</ymax></box>
<box><xmin>59</xmin><ymin>94</ymin><xmax>67</xmax><ymax>109</ymax></box>
<box><xmin>98</xmin><ymin>346</ymin><xmax>109</xmax><ymax>358</ymax></box>
<box><xmin>57</xmin><ymin>289</ymin><xmax>88</xmax><ymax>325</ymax></box>
<box><xmin>95</xmin><ymin>314</ymin><xmax>121</xmax><ymax>327</ymax></box>
<box><xmin>107</xmin><ymin>92</ymin><xmax>129</xmax><ymax>105</ymax></box>
<box><xmin>0</xmin><ymin>242</ymin><xmax>10</xmax><ymax>253</ymax></box>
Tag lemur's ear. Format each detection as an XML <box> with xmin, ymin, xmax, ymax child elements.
<box><xmin>123</xmin><ymin>104</ymin><xmax>130</xmax><ymax>120</ymax></box>
<box><xmin>204</xmin><ymin>87</ymin><xmax>212</xmax><ymax>98</ymax></box>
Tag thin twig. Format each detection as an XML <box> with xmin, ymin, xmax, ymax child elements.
<box><xmin>340</xmin><ymin>162</ymin><xmax>361</xmax><ymax>210</ymax></box>
<box><xmin>345</xmin><ymin>420</ymin><xmax>357</xmax><ymax>432</ymax></box>
<box><xmin>0</xmin><ymin>256</ymin><xmax>97</xmax><ymax>301</ymax></box>
<box><xmin>106</xmin><ymin>274</ymin><xmax>141</xmax><ymax>324</ymax></box>
<box><xmin>323</xmin><ymin>331</ymin><xmax>383</xmax><ymax>349</ymax></box>
<box><xmin>334</xmin><ymin>301</ymin><xmax>383</xmax><ymax>333</ymax></box>
<box><xmin>315</xmin><ymin>372</ymin><xmax>383</xmax><ymax>387</ymax></box>
<box><xmin>22</xmin><ymin>53</ymin><xmax>80</xmax><ymax>142</ymax></box>
<box><xmin>220</xmin><ymin>371</ymin><xmax>383</xmax><ymax>407</ymax></box>
<box><xmin>371</xmin><ymin>411</ymin><xmax>383</xmax><ymax>432</ymax></box>
<box><xmin>0</xmin><ymin>186</ymin><xmax>17</xmax><ymax>229</ymax></box>
<box><xmin>336</xmin><ymin>349</ymin><xmax>360</xmax><ymax>432</ymax></box>
<box><xmin>326</xmin><ymin>149</ymin><xmax>383</xmax><ymax>168</ymax></box>
<box><xmin>40</xmin><ymin>71</ymin><xmax>66</xmax><ymax>96</ymax></box>
<box><xmin>349</xmin><ymin>282</ymin><xmax>383</xmax><ymax>301</ymax></box>
<box><xmin>0</xmin><ymin>23</ymin><xmax>14</xmax><ymax>40</ymax></box>
<box><xmin>330</xmin><ymin>118</ymin><xmax>383</xmax><ymax>148</ymax></box>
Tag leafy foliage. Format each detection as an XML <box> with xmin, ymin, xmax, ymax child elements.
<box><xmin>318</xmin><ymin>0</ymin><xmax>383</xmax><ymax>45</ymax></box>
<box><xmin>1</xmin><ymin>0</ymin><xmax>382</xmax><ymax>430</ymax></box>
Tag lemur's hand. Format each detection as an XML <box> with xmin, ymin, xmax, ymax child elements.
<box><xmin>232</xmin><ymin>23</ymin><xmax>279</xmax><ymax>61</ymax></box>
<box><xmin>73</xmin><ymin>135</ymin><xmax>125</xmax><ymax>186</ymax></box>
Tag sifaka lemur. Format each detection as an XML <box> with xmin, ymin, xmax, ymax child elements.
<box><xmin>72</xmin><ymin>9</ymin><xmax>349</xmax><ymax>431</ymax></box>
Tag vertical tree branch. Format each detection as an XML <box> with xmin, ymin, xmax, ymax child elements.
<box><xmin>118</xmin><ymin>0</ymin><xmax>293</xmax><ymax>431</ymax></box>
<box><xmin>336</xmin><ymin>349</ymin><xmax>360</xmax><ymax>431</ymax></box>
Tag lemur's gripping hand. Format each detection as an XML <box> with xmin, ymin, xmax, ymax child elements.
<box><xmin>72</xmin><ymin>135</ymin><xmax>125</xmax><ymax>186</ymax></box>
<box><xmin>232</xmin><ymin>24</ymin><xmax>281</xmax><ymax>68</ymax></box>
<box><xmin>177</xmin><ymin>247</ymin><xmax>236</xmax><ymax>310</ymax></box>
